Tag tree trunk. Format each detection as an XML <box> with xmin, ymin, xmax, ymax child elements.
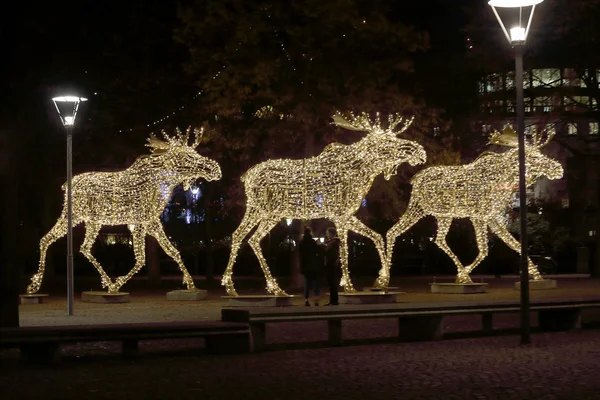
<box><xmin>0</xmin><ymin>131</ymin><xmax>20</xmax><ymax>328</ymax></box>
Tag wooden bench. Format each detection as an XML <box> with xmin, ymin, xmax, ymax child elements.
<box><xmin>0</xmin><ymin>321</ymin><xmax>250</xmax><ymax>363</ymax></box>
<box><xmin>221</xmin><ymin>296</ymin><xmax>600</xmax><ymax>352</ymax></box>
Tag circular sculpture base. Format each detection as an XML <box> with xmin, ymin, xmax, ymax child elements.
<box><xmin>514</xmin><ymin>279</ymin><xmax>557</xmax><ymax>291</ymax></box>
<box><xmin>222</xmin><ymin>295</ymin><xmax>294</xmax><ymax>307</ymax></box>
<box><xmin>430</xmin><ymin>282</ymin><xmax>488</xmax><ymax>294</ymax></box>
<box><xmin>19</xmin><ymin>294</ymin><xmax>49</xmax><ymax>305</ymax></box>
<box><xmin>166</xmin><ymin>289</ymin><xmax>208</xmax><ymax>301</ymax></box>
<box><xmin>81</xmin><ymin>291</ymin><xmax>131</xmax><ymax>303</ymax></box>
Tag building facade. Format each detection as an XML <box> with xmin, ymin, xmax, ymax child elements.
<box><xmin>472</xmin><ymin>67</ymin><xmax>599</xmax><ymax>242</ymax></box>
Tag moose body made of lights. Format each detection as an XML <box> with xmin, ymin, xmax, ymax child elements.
<box><xmin>27</xmin><ymin>127</ymin><xmax>222</xmax><ymax>295</ymax></box>
<box><xmin>221</xmin><ymin>112</ymin><xmax>427</xmax><ymax>296</ymax></box>
<box><xmin>385</xmin><ymin>127</ymin><xmax>563</xmax><ymax>285</ymax></box>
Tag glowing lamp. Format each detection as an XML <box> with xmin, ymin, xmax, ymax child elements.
<box><xmin>488</xmin><ymin>0</ymin><xmax>544</xmax><ymax>44</ymax></box>
<box><xmin>52</xmin><ymin>95</ymin><xmax>87</xmax><ymax>127</ymax></box>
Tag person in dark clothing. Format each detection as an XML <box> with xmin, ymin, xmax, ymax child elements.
<box><xmin>299</xmin><ymin>227</ymin><xmax>322</xmax><ymax>306</ymax></box>
<box><xmin>324</xmin><ymin>227</ymin><xmax>341</xmax><ymax>306</ymax></box>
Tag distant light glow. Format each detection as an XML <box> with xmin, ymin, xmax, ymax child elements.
<box><xmin>510</xmin><ymin>27</ymin><xmax>526</xmax><ymax>42</ymax></box>
<box><xmin>488</xmin><ymin>0</ymin><xmax>543</xmax><ymax>7</ymax></box>
<box><xmin>285</xmin><ymin>218</ymin><xmax>293</xmax><ymax>226</ymax></box>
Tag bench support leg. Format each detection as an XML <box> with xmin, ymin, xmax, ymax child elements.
<box><xmin>20</xmin><ymin>343</ymin><xmax>61</xmax><ymax>364</ymax></box>
<box><xmin>398</xmin><ymin>316</ymin><xmax>443</xmax><ymax>342</ymax></box>
<box><xmin>250</xmin><ymin>323</ymin><xmax>266</xmax><ymax>352</ymax></box>
<box><xmin>122</xmin><ymin>339</ymin><xmax>139</xmax><ymax>358</ymax></box>
<box><xmin>328</xmin><ymin>319</ymin><xmax>342</xmax><ymax>346</ymax></box>
<box><xmin>538</xmin><ymin>309</ymin><xmax>581</xmax><ymax>332</ymax></box>
<box><xmin>482</xmin><ymin>313</ymin><xmax>493</xmax><ymax>333</ymax></box>
<box><xmin>205</xmin><ymin>333</ymin><xmax>251</xmax><ymax>355</ymax></box>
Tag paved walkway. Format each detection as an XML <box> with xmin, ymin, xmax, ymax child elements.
<box><xmin>2</xmin><ymin>331</ymin><xmax>600</xmax><ymax>400</ymax></box>
<box><xmin>18</xmin><ymin>277</ymin><xmax>600</xmax><ymax>327</ymax></box>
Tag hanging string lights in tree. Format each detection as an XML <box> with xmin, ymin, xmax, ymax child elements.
<box><xmin>27</xmin><ymin>127</ymin><xmax>222</xmax><ymax>294</ymax></box>
<box><xmin>383</xmin><ymin>127</ymin><xmax>563</xmax><ymax>286</ymax></box>
<box><xmin>221</xmin><ymin>111</ymin><xmax>426</xmax><ymax>296</ymax></box>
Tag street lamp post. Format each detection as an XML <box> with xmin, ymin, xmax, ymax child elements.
<box><xmin>52</xmin><ymin>95</ymin><xmax>87</xmax><ymax>316</ymax></box>
<box><xmin>488</xmin><ymin>0</ymin><xmax>544</xmax><ymax>345</ymax></box>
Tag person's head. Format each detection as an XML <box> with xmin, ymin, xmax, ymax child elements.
<box><xmin>304</xmin><ymin>227</ymin><xmax>312</xmax><ymax>236</ymax></box>
<box><xmin>326</xmin><ymin>227</ymin><xmax>337</xmax><ymax>240</ymax></box>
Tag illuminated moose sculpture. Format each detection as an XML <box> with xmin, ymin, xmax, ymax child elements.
<box><xmin>27</xmin><ymin>127</ymin><xmax>222</xmax><ymax>294</ymax></box>
<box><xmin>222</xmin><ymin>112</ymin><xmax>427</xmax><ymax>296</ymax></box>
<box><xmin>383</xmin><ymin>127</ymin><xmax>563</xmax><ymax>287</ymax></box>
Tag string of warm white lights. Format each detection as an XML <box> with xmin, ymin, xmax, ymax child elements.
<box><xmin>382</xmin><ymin>127</ymin><xmax>563</xmax><ymax>287</ymax></box>
<box><xmin>115</xmin><ymin>32</ymin><xmax>248</xmax><ymax>133</ymax></box>
<box><xmin>27</xmin><ymin>127</ymin><xmax>222</xmax><ymax>294</ymax></box>
<box><xmin>221</xmin><ymin>111</ymin><xmax>426</xmax><ymax>296</ymax></box>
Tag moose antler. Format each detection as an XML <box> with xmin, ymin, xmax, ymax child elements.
<box><xmin>488</xmin><ymin>126</ymin><xmax>519</xmax><ymax>147</ymax></box>
<box><xmin>146</xmin><ymin>134</ymin><xmax>171</xmax><ymax>153</ymax></box>
<box><xmin>191</xmin><ymin>127</ymin><xmax>204</xmax><ymax>149</ymax></box>
<box><xmin>332</xmin><ymin>111</ymin><xmax>413</xmax><ymax>136</ymax></box>
<box><xmin>530</xmin><ymin>127</ymin><xmax>555</xmax><ymax>148</ymax></box>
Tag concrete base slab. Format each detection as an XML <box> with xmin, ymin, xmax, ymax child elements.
<box><xmin>81</xmin><ymin>291</ymin><xmax>131</xmax><ymax>303</ymax></box>
<box><xmin>514</xmin><ymin>279</ymin><xmax>558</xmax><ymax>291</ymax></box>
<box><xmin>339</xmin><ymin>292</ymin><xmax>402</xmax><ymax>304</ymax></box>
<box><xmin>363</xmin><ymin>287</ymin><xmax>400</xmax><ymax>293</ymax></box>
<box><xmin>222</xmin><ymin>295</ymin><xmax>294</xmax><ymax>307</ymax></box>
<box><xmin>430</xmin><ymin>283</ymin><xmax>488</xmax><ymax>294</ymax></box>
<box><xmin>19</xmin><ymin>294</ymin><xmax>49</xmax><ymax>305</ymax></box>
<box><xmin>166</xmin><ymin>289</ymin><xmax>208</xmax><ymax>301</ymax></box>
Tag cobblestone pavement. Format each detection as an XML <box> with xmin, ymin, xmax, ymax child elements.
<box><xmin>2</xmin><ymin>330</ymin><xmax>600</xmax><ymax>400</ymax></box>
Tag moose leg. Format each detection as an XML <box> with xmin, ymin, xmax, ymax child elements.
<box><xmin>147</xmin><ymin>221</ymin><xmax>196</xmax><ymax>290</ymax></box>
<box><xmin>489</xmin><ymin>216</ymin><xmax>543</xmax><ymax>281</ymax></box>
<box><xmin>27</xmin><ymin>216</ymin><xmax>68</xmax><ymax>294</ymax></box>
<box><xmin>345</xmin><ymin>216</ymin><xmax>388</xmax><ymax>291</ymax></box>
<box><xmin>222</xmin><ymin>210</ymin><xmax>261</xmax><ymax>296</ymax></box>
<box><xmin>80</xmin><ymin>222</ymin><xmax>113</xmax><ymax>290</ymax></box>
<box><xmin>463</xmin><ymin>219</ymin><xmax>490</xmax><ymax>277</ymax></box>
<box><xmin>107</xmin><ymin>224</ymin><xmax>147</xmax><ymax>293</ymax></box>
<box><xmin>433</xmin><ymin>218</ymin><xmax>470</xmax><ymax>283</ymax></box>
<box><xmin>332</xmin><ymin>220</ymin><xmax>356</xmax><ymax>293</ymax></box>
<box><xmin>382</xmin><ymin>204</ymin><xmax>424</xmax><ymax>288</ymax></box>
<box><xmin>247</xmin><ymin>219</ymin><xmax>288</xmax><ymax>296</ymax></box>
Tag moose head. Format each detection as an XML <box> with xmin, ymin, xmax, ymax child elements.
<box><xmin>489</xmin><ymin>126</ymin><xmax>563</xmax><ymax>182</ymax></box>
<box><xmin>332</xmin><ymin>111</ymin><xmax>427</xmax><ymax>180</ymax></box>
<box><xmin>146</xmin><ymin>127</ymin><xmax>222</xmax><ymax>190</ymax></box>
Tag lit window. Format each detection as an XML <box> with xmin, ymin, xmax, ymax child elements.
<box><xmin>525</xmin><ymin>125</ymin><xmax>537</xmax><ymax>136</ymax></box>
<box><xmin>590</xmin><ymin>230</ymin><xmax>597</xmax><ymax>237</ymax></box>
<box><xmin>534</xmin><ymin>97</ymin><xmax>552</xmax><ymax>112</ymax></box>
<box><xmin>562</xmin><ymin>68</ymin><xmax>580</xmax><ymax>87</ymax></box>
<box><xmin>590</xmin><ymin>122</ymin><xmax>599</xmax><ymax>135</ymax></box>
<box><xmin>564</xmin><ymin>96</ymin><xmax>590</xmax><ymax>112</ymax></box>
<box><xmin>524</xmin><ymin>97</ymin><xmax>532</xmax><ymax>113</ymax></box>
<box><xmin>507</xmin><ymin>100</ymin><xmax>515</xmax><ymax>113</ymax></box>
<box><xmin>433</xmin><ymin>127</ymin><xmax>440</xmax><ymax>136</ymax></box>
<box><xmin>567</xmin><ymin>123</ymin><xmax>578</xmax><ymax>135</ymax></box>
<box><xmin>506</xmin><ymin>72</ymin><xmax>515</xmax><ymax>90</ymax></box>
<box><xmin>486</xmin><ymin>73</ymin><xmax>503</xmax><ymax>92</ymax></box>
<box><xmin>532</xmin><ymin>69</ymin><xmax>561</xmax><ymax>87</ymax></box>
<box><xmin>561</xmin><ymin>198</ymin><xmax>569</xmax><ymax>208</ymax></box>
<box><xmin>482</xmin><ymin>124</ymin><xmax>492</xmax><ymax>133</ymax></box>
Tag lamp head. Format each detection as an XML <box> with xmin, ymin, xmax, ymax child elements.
<box><xmin>488</xmin><ymin>0</ymin><xmax>544</xmax><ymax>45</ymax></box>
<box><xmin>52</xmin><ymin>95</ymin><xmax>88</xmax><ymax>128</ymax></box>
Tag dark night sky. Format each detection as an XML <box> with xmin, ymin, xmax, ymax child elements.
<box><xmin>0</xmin><ymin>0</ymin><xmax>488</xmax><ymax>144</ymax></box>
